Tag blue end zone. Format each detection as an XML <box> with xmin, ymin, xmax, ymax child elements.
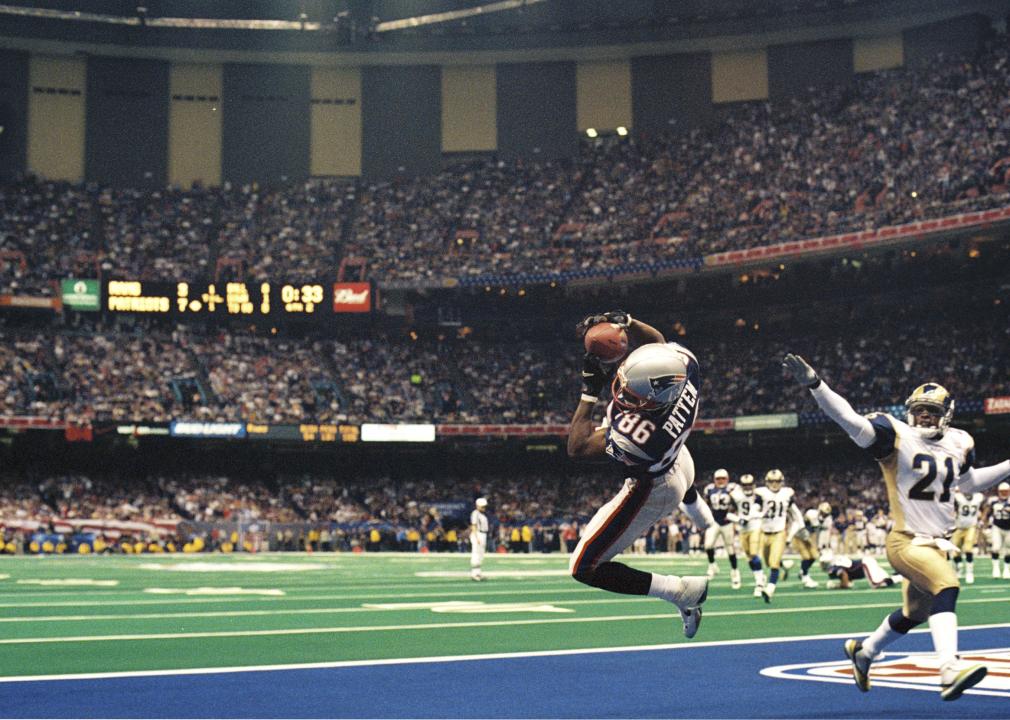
<box><xmin>3</xmin><ymin>628</ymin><xmax>1009</xmax><ymax>718</ymax></box>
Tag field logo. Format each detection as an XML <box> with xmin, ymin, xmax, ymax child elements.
<box><xmin>761</xmin><ymin>648</ymin><xmax>1010</xmax><ymax>697</ymax></box>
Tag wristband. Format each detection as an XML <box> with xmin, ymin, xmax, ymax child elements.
<box><xmin>808</xmin><ymin>377</ymin><xmax>822</xmax><ymax>390</ymax></box>
<box><xmin>580</xmin><ymin>394</ymin><xmax>599</xmax><ymax>404</ymax></box>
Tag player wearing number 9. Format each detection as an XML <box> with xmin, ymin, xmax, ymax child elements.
<box><xmin>568</xmin><ymin>324</ymin><xmax>715</xmax><ymax>641</ymax></box>
<box><xmin>782</xmin><ymin>353</ymin><xmax>1010</xmax><ymax>701</ymax></box>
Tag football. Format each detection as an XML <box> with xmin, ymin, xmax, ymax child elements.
<box><xmin>584</xmin><ymin>323</ymin><xmax>629</xmax><ymax>362</ymax></box>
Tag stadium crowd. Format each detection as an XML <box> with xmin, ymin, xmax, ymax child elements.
<box><xmin>4</xmin><ymin>42</ymin><xmax>1010</xmax><ymax>292</ymax></box>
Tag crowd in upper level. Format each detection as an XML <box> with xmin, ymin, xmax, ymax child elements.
<box><xmin>4</xmin><ymin>41</ymin><xmax>1010</xmax><ymax>293</ymax></box>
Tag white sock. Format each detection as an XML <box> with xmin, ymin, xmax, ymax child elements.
<box><xmin>862</xmin><ymin>615</ymin><xmax>904</xmax><ymax>659</ymax></box>
<box><xmin>754</xmin><ymin>570</ymin><xmax>766</xmax><ymax>585</ymax></box>
<box><xmin>929</xmin><ymin>612</ymin><xmax>958</xmax><ymax>669</ymax></box>
<box><xmin>647</xmin><ymin>573</ymin><xmax>684</xmax><ymax>603</ymax></box>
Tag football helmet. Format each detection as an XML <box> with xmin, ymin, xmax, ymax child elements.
<box><xmin>818</xmin><ymin>501</ymin><xmax>832</xmax><ymax>517</ymax></box>
<box><xmin>999</xmin><ymin>482</ymin><xmax>1010</xmax><ymax>500</ymax></box>
<box><xmin>740</xmin><ymin>474</ymin><xmax>755</xmax><ymax>494</ymax></box>
<box><xmin>714</xmin><ymin>469</ymin><xmax>729</xmax><ymax>488</ymax></box>
<box><xmin>904</xmin><ymin>383</ymin><xmax>954</xmax><ymax>439</ymax></box>
<box><xmin>765</xmin><ymin>469</ymin><xmax>784</xmax><ymax>491</ymax></box>
<box><xmin>611</xmin><ymin>343</ymin><xmax>692</xmax><ymax>414</ymax></box>
<box><xmin>475</xmin><ymin>497</ymin><xmax>488</xmax><ymax>508</ymax></box>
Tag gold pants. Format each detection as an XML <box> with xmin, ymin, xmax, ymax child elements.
<box><xmin>760</xmin><ymin>530</ymin><xmax>786</xmax><ymax>570</ymax></box>
<box><xmin>792</xmin><ymin>535</ymin><xmax>818</xmax><ymax>561</ymax></box>
<box><xmin>886</xmin><ymin>530</ymin><xmax>959</xmax><ymax>623</ymax></box>
<box><xmin>950</xmin><ymin>526</ymin><xmax>977</xmax><ymax>555</ymax></box>
<box><xmin>740</xmin><ymin>530</ymin><xmax>761</xmax><ymax>558</ymax></box>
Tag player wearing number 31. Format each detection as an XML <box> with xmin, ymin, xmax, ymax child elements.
<box><xmin>568</xmin><ymin>313</ymin><xmax>714</xmax><ymax>640</ymax></box>
<box><xmin>782</xmin><ymin>353</ymin><xmax>1010</xmax><ymax>701</ymax></box>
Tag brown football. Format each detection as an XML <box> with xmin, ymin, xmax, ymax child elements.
<box><xmin>584</xmin><ymin>323</ymin><xmax>629</xmax><ymax>362</ymax></box>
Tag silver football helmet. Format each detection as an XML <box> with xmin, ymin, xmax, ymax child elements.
<box><xmin>611</xmin><ymin>343</ymin><xmax>693</xmax><ymax>414</ymax></box>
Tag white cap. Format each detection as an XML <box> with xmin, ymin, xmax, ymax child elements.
<box><xmin>475</xmin><ymin>497</ymin><xmax>488</xmax><ymax>507</ymax></box>
<box><xmin>714</xmin><ymin>469</ymin><xmax>729</xmax><ymax>479</ymax></box>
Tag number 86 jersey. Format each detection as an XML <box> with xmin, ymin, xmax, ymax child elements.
<box><xmin>866</xmin><ymin>413</ymin><xmax>976</xmax><ymax>538</ymax></box>
<box><xmin>602</xmin><ymin>344</ymin><xmax>701</xmax><ymax>478</ymax></box>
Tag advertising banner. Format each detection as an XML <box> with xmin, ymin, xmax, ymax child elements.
<box><xmin>61</xmin><ymin>279</ymin><xmax>100</xmax><ymax>311</ymax></box>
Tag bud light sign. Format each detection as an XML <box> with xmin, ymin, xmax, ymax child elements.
<box><xmin>332</xmin><ymin>283</ymin><xmax>371</xmax><ymax>313</ymax></box>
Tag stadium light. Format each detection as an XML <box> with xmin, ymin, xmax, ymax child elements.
<box><xmin>586</xmin><ymin>128</ymin><xmax>598</xmax><ymax>138</ymax></box>
<box><xmin>616</xmin><ymin>126</ymin><xmax>628</xmax><ymax>136</ymax></box>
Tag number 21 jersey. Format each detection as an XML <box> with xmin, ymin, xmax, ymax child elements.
<box><xmin>866</xmin><ymin>413</ymin><xmax>975</xmax><ymax>538</ymax></box>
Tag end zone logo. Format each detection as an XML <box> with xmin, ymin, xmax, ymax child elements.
<box><xmin>762</xmin><ymin>648</ymin><xmax>1010</xmax><ymax>697</ymax></box>
<box><xmin>333</xmin><ymin>283</ymin><xmax>371</xmax><ymax>313</ymax></box>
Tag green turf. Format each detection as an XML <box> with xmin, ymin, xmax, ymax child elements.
<box><xmin>0</xmin><ymin>553</ymin><xmax>1007</xmax><ymax>677</ymax></box>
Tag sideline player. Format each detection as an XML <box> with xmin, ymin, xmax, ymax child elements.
<box><xmin>984</xmin><ymin>482</ymin><xmax>1010</xmax><ymax>578</ymax></box>
<box><xmin>470</xmin><ymin>497</ymin><xmax>489</xmax><ymax>581</ymax></box>
<box><xmin>784</xmin><ymin>354</ymin><xmax>1010</xmax><ymax>700</ymax></box>
<box><xmin>703</xmin><ymin>469</ymin><xmax>742</xmax><ymax>588</ymax></box>
<box><xmin>568</xmin><ymin>315</ymin><xmax>714</xmax><ymax>639</ymax></box>
<box><xmin>731</xmin><ymin>474</ymin><xmax>766</xmax><ymax>595</ymax></box>
<box><xmin>755</xmin><ymin>469</ymin><xmax>804</xmax><ymax>602</ymax></box>
<box><xmin>951</xmin><ymin>488</ymin><xmax>983</xmax><ymax>584</ymax></box>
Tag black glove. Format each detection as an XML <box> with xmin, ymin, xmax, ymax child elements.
<box><xmin>575</xmin><ymin>310</ymin><xmax>632</xmax><ymax>338</ymax></box>
<box><xmin>580</xmin><ymin>353</ymin><xmax>609</xmax><ymax>398</ymax></box>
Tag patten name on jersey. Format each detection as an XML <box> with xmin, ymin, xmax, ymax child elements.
<box><xmin>662</xmin><ymin>379</ymin><xmax>698</xmax><ymax>437</ymax></box>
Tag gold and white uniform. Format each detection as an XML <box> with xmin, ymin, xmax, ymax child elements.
<box><xmin>755</xmin><ymin>486</ymin><xmax>800</xmax><ymax>569</ymax></box>
<box><xmin>868</xmin><ymin>413</ymin><xmax>974</xmax><ymax>538</ymax></box>
<box><xmin>792</xmin><ymin>508</ymin><xmax>821</xmax><ymax>561</ymax></box>
<box><xmin>951</xmin><ymin>491</ymin><xmax>983</xmax><ymax>554</ymax></box>
<box><xmin>730</xmin><ymin>486</ymin><xmax>762</xmax><ymax>557</ymax></box>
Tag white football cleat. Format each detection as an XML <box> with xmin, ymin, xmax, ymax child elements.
<box><xmin>674</xmin><ymin>576</ymin><xmax>709</xmax><ymax>639</ymax></box>
<box><xmin>993</xmin><ymin>564</ymin><xmax>1002</xmax><ymax>579</ymax></box>
<box><xmin>802</xmin><ymin>575</ymin><xmax>819</xmax><ymax>589</ymax></box>
<box><xmin>965</xmin><ymin>568</ymin><xmax>974</xmax><ymax>585</ymax></box>
<box><xmin>730</xmin><ymin>569</ymin><xmax>742</xmax><ymax>589</ymax></box>
<box><xmin>940</xmin><ymin>661</ymin><xmax>987</xmax><ymax>701</ymax></box>
<box><xmin>1003</xmin><ymin>566</ymin><xmax>1010</xmax><ymax>580</ymax></box>
<box><xmin>761</xmin><ymin>582</ymin><xmax>776</xmax><ymax>603</ymax></box>
<box><xmin>706</xmin><ymin>563</ymin><xmax>719</xmax><ymax>578</ymax></box>
<box><xmin>753</xmin><ymin>584</ymin><xmax>764</xmax><ymax>598</ymax></box>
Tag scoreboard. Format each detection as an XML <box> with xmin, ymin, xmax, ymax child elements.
<box><xmin>103</xmin><ymin>280</ymin><xmax>372</xmax><ymax>318</ymax></box>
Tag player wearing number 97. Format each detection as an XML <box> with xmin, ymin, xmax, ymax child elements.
<box><xmin>568</xmin><ymin>328</ymin><xmax>715</xmax><ymax>640</ymax></box>
<box><xmin>783</xmin><ymin>353</ymin><xmax>1010</xmax><ymax>701</ymax></box>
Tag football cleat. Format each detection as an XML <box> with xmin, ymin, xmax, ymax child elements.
<box><xmin>802</xmin><ymin>575</ymin><xmax>819</xmax><ymax>589</ymax></box>
<box><xmin>707</xmin><ymin>563</ymin><xmax>719</xmax><ymax>578</ymax></box>
<box><xmin>994</xmin><ymin>564</ymin><xmax>1002</xmax><ymax>579</ymax></box>
<box><xmin>1004</xmin><ymin>566</ymin><xmax>1010</xmax><ymax>580</ymax></box>
<box><xmin>730</xmin><ymin>569</ymin><xmax>742</xmax><ymax>589</ymax></box>
<box><xmin>844</xmin><ymin>639</ymin><xmax>872</xmax><ymax>692</ymax></box>
<box><xmin>753</xmin><ymin>585</ymin><xmax>764</xmax><ymax>598</ymax></box>
<box><xmin>761</xmin><ymin>582</ymin><xmax>776</xmax><ymax>603</ymax></box>
<box><xmin>674</xmin><ymin>576</ymin><xmax>709</xmax><ymax>639</ymax></box>
<box><xmin>965</xmin><ymin>568</ymin><xmax>974</xmax><ymax>585</ymax></box>
<box><xmin>940</xmin><ymin>662</ymin><xmax>987</xmax><ymax>701</ymax></box>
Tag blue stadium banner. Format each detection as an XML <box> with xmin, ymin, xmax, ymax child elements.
<box><xmin>169</xmin><ymin>421</ymin><xmax>246</xmax><ymax>438</ymax></box>
<box><xmin>733</xmin><ymin>413</ymin><xmax>799</xmax><ymax>431</ymax></box>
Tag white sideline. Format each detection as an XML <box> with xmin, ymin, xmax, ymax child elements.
<box><xmin>0</xmin><ymin>623</ymin><xmax>1007</xmax><ymax>684</ymax></box>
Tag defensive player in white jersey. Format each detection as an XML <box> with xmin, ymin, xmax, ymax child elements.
<box><xmin>569</xmin><ymin>315</ymin><xmax>714</xmax><ymax>639</ymax></box>
<box><xmin>951</xmin><ymin>489</ymin><xmax>983</xmax><ymax>584</ymax></box>
<box><xmin>792</xmin><ymin>502</ymin><xmax>831</xmax><ymax>588</ymax></box>
<box><xmin>730</xmin><ymin>474</ymin><xmax>766</xmax><ymax>595</ymax></box>
<box><xmin>703</xmin><ymin>469</ymin><xmax>742</xmax><ymax>588</ymax></box>
<box><xmin>754</xmin><ymin>469</ymin><xmax>804</xmax><ymax>602</ymax></box>
<box><xmin>784</xmin><ymin>353</ymin><xmax>1010</xmax><ymax>701</ymax></box>
<box><xmin>983</xmin><ymin>482</ymin><xmax>1010</xmax><ymax>578</ymax></box>
<box><xmin>470</xmin><ymin>497</ymin><xmax>489</xmax><ymax>581</ymax></box>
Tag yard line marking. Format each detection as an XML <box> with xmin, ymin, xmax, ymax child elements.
<box><xmin>0</xmin><ymin>597</ymin><xmax>1006</xmax><ymax>643</ymax></box>
<box><xmin>15</xmin><ymin>579</ymin><xmax>119</xmax><ymax>587</ymax></box>
<box><xmin>0</xmin><ymin>625</ymin><xmax>1006</xmax><ymax>684</ymax></box>
<box><xmin>143</xmin><ymin>587</ymin><xmax>285</xmax><ymax>596</ymax></box>
<box><xmin>0</xmin><ymin>592</ymin><xmax>968</xmax><ymax>623</ymax></box>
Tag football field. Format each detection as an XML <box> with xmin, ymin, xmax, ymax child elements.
<box><xmin>0</xmin><ymin>552</ymin><xmax>1008</xmax><ymax>718</ymax></box>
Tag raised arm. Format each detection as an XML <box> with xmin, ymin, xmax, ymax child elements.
<box><xmin>782</xmin><ymin>354</ymin><xmax>878</xmax><ymax>449</ymax></box>
<box><xmin>576</xmin><ymin>310</ymin><xmax>665</xmax><ymax>349</ymax></box>
<box><xmin>957</xmin><ymin>462</ymin><xmax>1010</xmax><ymax>495</ymax></box>
<box><xmin>567</xmin><ymin>354</ymin><xmax>608</xmax><ymax>461</ymax></box>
